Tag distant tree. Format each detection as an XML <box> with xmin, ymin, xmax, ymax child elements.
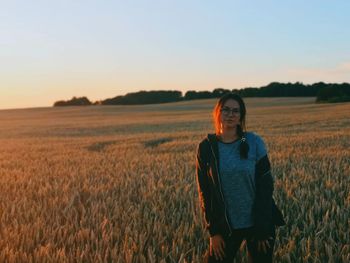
<box><xmin>102</xmin><ymin>95</ymin><xmax>124</xmax><ymax>105</ymax></box>
<box><xmin>252</xmin><ymin>81</ymin><xmax>324</xmax><ymax>97</ymax></box>
<box><xmin>212</xmin><ymin>88</ymin><xmax>231</xmax><ymax>98</ymax></box>
<box><xmin>52</xmin><ymin>82</ymin><xmax>350</xmax><ymax>107</ymax></box>
<box><xmin>231</xmin><ymin>89</ymin><xmax>242</xmax><ymax>95</ymax></box>
<box><xmin>312</xmin><ymin>82</ymin><xmax>327</xmax><ymax>91</ymax></box>
<box><xmin>260</xmin><ymin>82</ymin><xmax>285</xmax><ymax>96</ymax></box>
<box><xmin>53</xmin><ymin>100</ymin><xmax>66</xmax><ymax>107</ymax></box>
<box><xmin>184</xmin><ymin>90</ymin><xmax>198</xmax><ymax>100</ymax></box>
<box><xmin>316</xmin><ymin>84</ymin><xmax>350</xmax><ymax>103</ymax></box>
<box><xmin>101</xmin><ymin>90</ymin><xmax>182</xmax><ymax>105</ymax></box>
<box><xmin>53</xmin><ymin>96</ymin><xmax>92</xmax><ymax>106</ymax></box>
<box><xmin>240</xmin><ymin>87</ymin><xmax>259</xmax><ymax>97</ymax></box>
<box><xmin>184</xmin><ymin>90</ymin><xmax>213</xmax><ymax>100</ymax></box>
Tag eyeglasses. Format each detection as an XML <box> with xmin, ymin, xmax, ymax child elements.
<box><xmin>220</xmin><ymin>107</ymin><xmax>240</xmax><ymax>116</ymax></box>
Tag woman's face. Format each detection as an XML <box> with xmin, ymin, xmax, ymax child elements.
<box><xmin>220</xmin><ymin>99</ymin><xmax>241</xmax><ymax>130</ymax></box>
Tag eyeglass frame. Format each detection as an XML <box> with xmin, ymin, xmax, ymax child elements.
<box><xmin>220</xmin><ymin>106</ymin><xmax>241</xmax><ymax>116</ymax></box>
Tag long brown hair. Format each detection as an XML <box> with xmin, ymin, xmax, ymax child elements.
<box><xmin>212</xmin><ymin>93</ymin><xmax>249</xmax><ymax>158</ymax></box>
<box><xmin>212</xmin><ymin>93</ymin><xmax>247</xmax><ymax>135</ymax></box>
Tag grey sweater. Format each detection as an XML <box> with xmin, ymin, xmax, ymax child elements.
<box><xmin>218</xmin><ymin>132</ymin><xmax>269</xmax><ymax>229</ymax></box>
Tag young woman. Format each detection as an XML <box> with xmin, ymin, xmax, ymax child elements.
<box><xmin>196</xmin><ymin>93</ymin><xmax>285</xmax><ymax>262</ymax></box>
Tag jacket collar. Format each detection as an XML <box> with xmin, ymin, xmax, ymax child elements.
<box><xmin>206</xmin><ymin>132</ymin><xmax>247</xmax><ymax>160</ymax></box>
<box><xmin>206</xmin><ymin>133</ymin><xmax>220</xmax><ymax>161</ymax></box>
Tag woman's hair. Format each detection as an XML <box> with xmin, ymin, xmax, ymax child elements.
<box><xmin>212</xmin><ymin>92</ymin><xmax>249</xmax><ymax>158</ymax></box>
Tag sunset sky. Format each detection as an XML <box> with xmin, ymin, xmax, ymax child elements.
<box><xmin>1</xmin><ymin>0</ymin><xmax>350</xmax><ymax>109</ymax></box>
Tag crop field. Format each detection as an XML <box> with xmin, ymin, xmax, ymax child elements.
<box><xmin>0</xmin><ymin>97</ymin><xmax>349</xmax><ymax>262</ymax></box>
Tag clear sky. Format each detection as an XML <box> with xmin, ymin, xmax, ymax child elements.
<box><xmin>1</xmin><ymin>0</ymin><xmax>349</xmax><ymax>109</ymax></box>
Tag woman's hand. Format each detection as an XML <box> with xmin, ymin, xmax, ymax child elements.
<box><xmin>250</xmin><ymin>236</ymin><xmax>274</xmax><ymax>253</ymax></box>
<box><xmin>210</xmin><ymin>234</ymin><xmax>226</xmax><ymax>261</ymax></box>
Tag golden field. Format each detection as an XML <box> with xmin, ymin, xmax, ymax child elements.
<box><xmin>0</xmin><ymin>97</ymin><xmax>349</xmax><ymax>262</ymax></box>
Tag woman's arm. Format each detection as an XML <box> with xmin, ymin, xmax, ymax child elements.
<box><xmin>254</xmin><ymin>154</ymin><xmax>274</xmax><ymax>240</ymax></box>
<box><xmin>196</xmin><ymin>141</ymin><xmax>220</xmax><ymax>237</ymax></box>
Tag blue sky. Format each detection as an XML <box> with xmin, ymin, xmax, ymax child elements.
<box><xmin>1</xmin><ymin>0</ymin><xmax>349</xmax><ymax>109</ymax></box>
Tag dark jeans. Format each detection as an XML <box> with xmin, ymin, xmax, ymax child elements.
<box><xmin>204</xmin><ymin>225</ymin><xmax>276</xmax><ymax>263</ymax></box>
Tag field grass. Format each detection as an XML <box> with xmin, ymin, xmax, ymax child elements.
<box><xmin>0</xmin><ymin>97</ymin><xmax>349</xmax><ymax>262</ymax></box>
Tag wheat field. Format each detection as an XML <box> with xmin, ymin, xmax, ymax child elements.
<box><xmin>0</xmin><ymin>97</ymin><xmax>349</xmax><ymax>262</ymax></box>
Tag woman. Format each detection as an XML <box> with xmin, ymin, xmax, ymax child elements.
<box><xmin>196</xmin><ymin>93</ymin><xmax>285</xmax><ymax>262</ymax></box>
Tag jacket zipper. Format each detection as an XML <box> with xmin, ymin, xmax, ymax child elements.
<box><xmin>208</xmin><ymin>143</ymin><xmax>233</xmax><ymax>236</ymax></box>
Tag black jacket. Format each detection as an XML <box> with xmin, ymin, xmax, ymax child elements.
<box><xmin>196</xmin><ymin>133</ymin><xmax>285</xmax><ymax>239</ymax></box>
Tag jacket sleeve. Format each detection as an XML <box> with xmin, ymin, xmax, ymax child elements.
<box><xmin>254</xmin><ymin>154</ymin><xmax>274</xmax><ymax>240</ymax></box>
<box><xmin>195</xmin><ymin>142</ymin><xmax>220</xmax><ymax>237</ymax></box>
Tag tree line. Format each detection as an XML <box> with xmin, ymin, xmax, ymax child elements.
<box><xmin>53</xmin><ymin>82</ymin><xmax>350</xmax><ymax>106</ymax></box>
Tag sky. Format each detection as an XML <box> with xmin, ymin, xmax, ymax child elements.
<box><xmin>1</xmin><ymin>0</ymin><xmax>350</xmax><ymax>109</ymax></box>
